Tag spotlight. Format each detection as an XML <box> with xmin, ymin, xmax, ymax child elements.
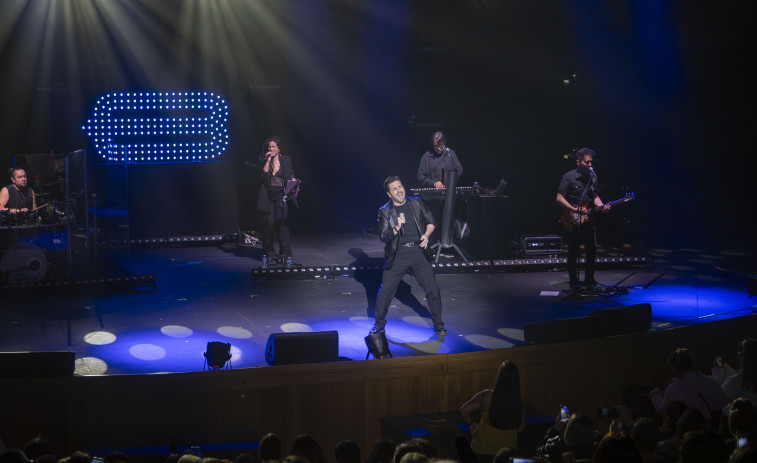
<box><xmin>203</xmin><ymin>342</ymin><xmax>232</xmax><ymax>370</ymax></box>
<box><xmin>364</xmin><ymin>331</ymin><xmax>392</xmax><ymax>359</ymax></box>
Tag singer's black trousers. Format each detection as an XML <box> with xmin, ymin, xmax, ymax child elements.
<box><xmin>374</xmin><ymin>245</ymin><xmax>443</xmax><ymax>331</ymax></box>
<box><xmin>262</xmin><ymin>198</ymin><xmax>291</xmax><ymax>258</ymax></box>
<box><xmin>566</xmin><ymin>222</ymin><xmax>597</xmax><ymax>286</ymax></box>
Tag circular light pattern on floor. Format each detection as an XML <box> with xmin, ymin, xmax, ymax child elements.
<box><xmin>693</xmin><ymin>274</ymin><xmax>725</xmax><ymax>282</ymax></box>
<box><xmin>465</xmin><ymin>334</ymin><xmax>515</xmax><ymax>349</ymax></box>
<box><xmin>496</xmin><ymin>328</ymin><xmax>525</xmax><ymax>342</ymax></box>
<box><xmin>160</xmin><ymin>325</ymin><xmax>193</xmax><ymax>338</ymax></box>
<box><xmin>402</xmin><ymin>315</ymin><xmax>433</xmax><ymax>328</ymax></box>
<box><xmin>670</xmin><ymin>265</ymin><xmax>696</xmax><ymax>271</ymax></box>
<box><xmin>129</xmin><ymin>344</ymin><xmax>167</xmax><ymax>361</ymax></box>
<box><xmin>679</xmin><ymin>248</ymin><xmax>701</xmax><ymax>253</ymax></box>
<box><xmin>688</xmin><ymin>259</ymin><xmax>714</xmax><ymax>264</ymax></box>
<box><xmin>74</xmin><ymin>356</ymin><xmax>108</xmax><ymax>375</ymax></box>
<box><xmin>217</xmin><ymin>326</ymin><xmax>253</xmax><ymax>339</ymax></box>
<box><xmin>83</xmin><ymin>331</ymin><xmax>117</xmax><ymax>345</ymax></box>
<box><xmin>720</xmin><ymin>251</ymin><xmax>747</xmax><ymax>257</ymax></box>
<box><xmin>651</xmin><ymin>249</ymin><xmax>674</xmax><ymax>253</ymax></box>
<box><xmin>403</xmin><ymin>340</ymin><xmax>444</xmax><ymax>354</ymax></box>
<box><xmin>280</xmin><ymin>322</ymin><xmax>313</xmax><ymax>332</ymax></box>
<box><xmin>348</xmin><ymin>316</ymin><xmax>374</xmax><ymax>327</ymax></box>
<box><xmin>699</xmin><ymin>254</ymin><xmax>723</xmax><ymax>260</ymax></box>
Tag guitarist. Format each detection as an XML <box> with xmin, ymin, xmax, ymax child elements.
<box><xmin>556</xmin><ymin>148</ymin><xmax>611</xmax><ymax>291</ymax></box>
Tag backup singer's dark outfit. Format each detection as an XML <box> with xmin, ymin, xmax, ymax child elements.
<box><xmin>557</xmin><ymin>168</ymin><xmax>598</xmax><ymax>287</ymax></box>
<box><xmin>257</xmin><ymin>154</ymin><xmax>295</xmax><ymax>258</ymax></box>
<box><xmin>417</xmin><ymin>148</ymin><xmax>464</xmax><ymax>187</ymax></box>
<box><xmin>3</xmin><ymin>184</ymin><xmax>34</xmax><ymax>210</ymax></box>
<box><xmin>374</xmin><ymin>197</ymin><xmax>444</xmax><ymax>332</ymax></box>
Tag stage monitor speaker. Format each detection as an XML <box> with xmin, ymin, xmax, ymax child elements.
<box><xmin>265</xmin><ymin>331</ymin><xmax>339</xmax><ymax>365</ymax></box>
<box><xmin>0</xmin><ymin>351</ymin><xmax>75</xmax><ymax>378</ymax></box>
<box><xmin>523</xmin><ymin>303</ymin><xmax>652</xmax><ymax>345</ymax></box>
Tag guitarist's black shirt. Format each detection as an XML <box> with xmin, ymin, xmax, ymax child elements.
<box><xmin>558</xmin><ymin>168</ymin><xmax>596</xmax><ymax>208</ymax></box>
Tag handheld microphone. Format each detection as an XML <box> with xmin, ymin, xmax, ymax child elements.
<box><xmin>399</xmin><ymin>212</ymin><xmax>405</xmax><ymax>232</ymax></box>
<box><xmin>589</xmin><ymin>167</ymin><xmax>596</xmax><ymax>176</ymax></box>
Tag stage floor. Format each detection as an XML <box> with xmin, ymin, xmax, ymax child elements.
<box><xmin>1</xmin><ymin>233</ymin><xmax>754</xmax><ymax>375</ymax></box>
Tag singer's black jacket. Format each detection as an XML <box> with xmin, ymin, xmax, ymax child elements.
<box><xmin>377</xmin><ymin>196</ymin><xmax>436</xmax><ymax>269</ymax></box>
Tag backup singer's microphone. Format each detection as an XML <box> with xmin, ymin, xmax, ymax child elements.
<box><xmin>589</xmin><ymin>167</ymin><xmax>596</xmax><ymax>176</ymax></box>
<box><xmin>399</xmin><ymin>212</ymin><xmax>405</xmax><ymax>232</ymax></box>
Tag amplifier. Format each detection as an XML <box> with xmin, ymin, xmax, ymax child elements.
<box><xmin>523</xmin><ymin>235</ymin><xmax>563</xmax><ymax>255</ymax></box>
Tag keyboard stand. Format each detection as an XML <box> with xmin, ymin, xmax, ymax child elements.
<box><xmin>429</xmin><ymin>169</ymin><xmax>468</xmax><ymax>263</ymax></box>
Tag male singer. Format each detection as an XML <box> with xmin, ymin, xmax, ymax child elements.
<box><xmin>372</xmin><ymin>176</ymin><xmax>446</xmax><ymax>336</ymax></box>
<box><xmin>556</xmin><ymin>148</ymin><xmax>611</xmax><ymax>291</ymax></box>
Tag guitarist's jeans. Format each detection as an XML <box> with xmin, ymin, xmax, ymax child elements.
<box><xmin>567</xmin><ymin>222</ymin><xmax>597</xmax><ymax>285</ymax></box>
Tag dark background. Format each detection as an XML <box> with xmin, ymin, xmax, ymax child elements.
<box><xmin>0</xmin><ymin>0</ymin><xmax>754</xmax><ymax>253</ymax></box>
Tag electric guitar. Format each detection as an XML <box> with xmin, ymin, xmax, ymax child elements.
<box><xmin>561</xmin><ymin>192</ymin><xmax>635</xmax><ymax>230</ymax></box>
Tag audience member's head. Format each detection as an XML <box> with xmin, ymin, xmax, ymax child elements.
<box><xmin>260</xmin><ymin>434</ymin><xmax>282</xmax><ymax>462</ymax></box>
<box><xmin>489</xmin><ymin>360</ymin><xmax>524</xmax><ymax>430</ymax></box>
<box><xmin>290</xmin><ymin>435</ymin><xmax>327</xmax><ymax>463</ymax></box>
<box><xmin>0</xmin><ymin>450</ymin><xmax>29</xmax><ymax>463</ymax></box>
<box><xmin>334</xmin><ymin>440</ymin><xmax>360</xmax><ymax>463</ymax></box>
<box><xmin>398</xmin><ymin>453</ymin><xmax>427</xmax><ymax>463</ymax></box>
<box><xmin>630</xmin><ymin>417</ymin><xmax>663</xmax><ymax>458</ymax></box>
<box><xmin>66</xmin><ymin>451</ymin><xmax>91</xmax><ymax>463</ymax></box>
<box><xmin>366</xmin><ymin>439</ymin><xmax>396</xmax><ymax>463</ymax></box>
<box><xmin>730</xmin><ymin>398</ymin><xmax>757</xmax><ymax>439</ymax></box>
<box><xmin>23</xmin><ymin>437</ymin><xmax>51</xmax><ymax>461</ymax></box>
<box><xmin>564</xmin><ymin>413</ymin><xmax>600</xmax><ymax>458</ymax></box>
<box><xmin>591</xmin><ymin>431</ymin><xmax>642</xmax><ymax>463</ymax></box>
<box><xmin>729</xmin><ymin>443</ymin><xmax>757</xmax><ymax>463</ymax></box>
<box><xmin>669</xmin><ymin>348</ymin><xmax>697</xmax><ymax>378</ymax></box>
<box><xmin>677</xmin><ymin>430</ymin><xmax>728</xmax><ymax>463</ymax></box>
<box><xmin>392</xmin><ymin>439</ymin><xmax>436</xmax><ymax>463</ymax></box>
<box><xmin>177</xmin><ymin>454</ymin><xmax>202</xmax><ymax>463</ymax></box>
<box><xmin>234</xmin><ymin>452</ymin><xmax>259</xmax><ymax>463</ymax></box>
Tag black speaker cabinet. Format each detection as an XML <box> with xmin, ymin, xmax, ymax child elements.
<box><xmin>265</xmin><ymin>331</ymin><xmax>339</xmax><ymax>365</ymax></box>
<box><xmin>0</xmin><ymin>351</ymin><xmax>75</xmax><ymax>377</ymax></box>
<box><xmin>523</xmin><ymin>303</ymin><xmax>652</xmax><ymax>345</ymax></box>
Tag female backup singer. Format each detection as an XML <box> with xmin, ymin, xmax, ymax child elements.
<box><xmin>256</xmin><ymin>136</ymin><xmax>297</xmax><ymax>261</ymax></box>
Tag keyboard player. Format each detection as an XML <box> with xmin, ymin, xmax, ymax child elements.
<box><xmin>416</xmin><ymin>131</ymin><xmax>463</xmax><ymax>189</ymax></box>
<box><xmin>416</xmin><ymin>132</ymin><xmax>465</xmax><ymax>246</ymax></box>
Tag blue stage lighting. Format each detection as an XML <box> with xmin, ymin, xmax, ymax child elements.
<box><xmin>82</xmin><ymin>91</ymin><xmax>230</xmax><ymax>163</ymax></box>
